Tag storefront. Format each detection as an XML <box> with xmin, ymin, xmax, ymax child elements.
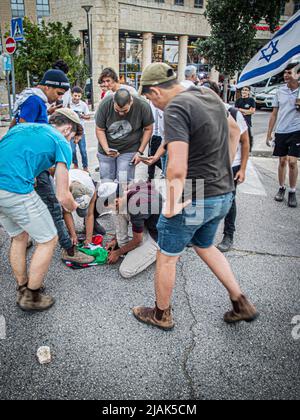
<box><xmin>119</xmin><ymin>32</ymin><xmax>209</xmax><ymax>89</ymax></box>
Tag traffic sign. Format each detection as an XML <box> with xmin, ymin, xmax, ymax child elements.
<box><xmin>5</xmin><ymin>37</ymin><xmax>16</xmax><ymax>55</ymax></box>
<box><xmin>11</xmin><ymin>18</ymin><xmax>24</xmax><ymax>42</ymax></box>
<box><xmin>3</xmin><ymin>55</ymin><xmax>12</xmax><ymax>72</ymax></box>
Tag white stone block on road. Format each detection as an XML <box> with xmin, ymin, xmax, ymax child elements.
<box><xmin>37</xmin><ymin>346</ymin><xmax>52</xmax><ymax>365</ymax></box>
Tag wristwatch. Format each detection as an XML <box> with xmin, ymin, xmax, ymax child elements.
<box><xmin>137</xmin><ymin>150</ymin><xmax>144</xmax><ymax>156</ymax></box>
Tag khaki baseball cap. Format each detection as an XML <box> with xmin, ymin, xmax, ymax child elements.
<box><xmin>140</xmin><ymin>63</ymin><xmax>177</xmax><ymax>88</ymax></box>
<box><xmin>55</xmin><ymin>108</ymin><xmax>81</xmax><ymax>125</ymax></box>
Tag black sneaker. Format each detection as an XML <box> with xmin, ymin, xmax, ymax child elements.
<box><xmin>288</xmin><ymin>192</ymin><xmax>298</xmax><ymax>208</ymax></box>
<box><xmin>275</xmin><ymin>187</ymin><xmax>286</xmax><ymax>202</ymax></box>
<box><xmin>217</xmin><ymin>235</ymin><xmax>234</xmax><ymax>253</ymax></box>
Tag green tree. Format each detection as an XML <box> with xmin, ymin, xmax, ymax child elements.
<box><xmin>14</xmin><ymin>18</ymin><xmax>88</xmax><ymax>91</ymax></box>
<box><xmin>196</xmin><ymin>0</ymin><xmax>288</xmax><ymax>91</ymax></box>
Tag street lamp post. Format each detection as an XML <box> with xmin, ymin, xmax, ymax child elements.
<box><xmin>82</xmin><ymin>5</ymin><xmax>94</xmax><ymax>111</ymax></box>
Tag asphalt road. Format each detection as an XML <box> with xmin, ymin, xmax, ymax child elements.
<box><xmin>0</xmin><ymin>157</ymin><xmax>299</xmax><ymax>400</ymax></box>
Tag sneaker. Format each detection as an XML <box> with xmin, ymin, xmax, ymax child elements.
<box><xmin>224</xmin><ymin>295</ymin><xmax>259</xmax><ymax>324</ymax></box>
<box><xmin>94</xmin><ymin>220</ymin><xmax>106</xmax><ymax>236</ymax></box>
<box><xmin>132</xmin><ymin>305</ymin><xmax>175</xmax><ymax>331</ymax></box>
<box><xmin>275</xmin><ymin>187</ymin><xmax>286</xmax><ymax>202</ymax></box>
<box><xmin>217</xmin><ymin>235</ymin><xmax>233</xmax><ymax>253</ymax></box>
<box><xmin>61</xmin><ymin>248</ymin><xmax>95</xmax><ymax>264</ymax></box>
<box><xmin>18</xmin><ymin>288</ymin><xmax>55</xmax><ymax>312</ymax></box>
<box><xmin>288</xmin><ymin>192</ymin><xmax>298</xmax><ymax>208</ymax></box>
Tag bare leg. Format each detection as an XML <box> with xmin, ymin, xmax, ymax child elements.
<box><xmin>194</xmin><ymin>246</ymin><xmax>242</xmax><ymax>300</ymax></box>
<box><xmin>289</xmin><ymin>157</ymin><xmax>298</xmax><ymax>189</ymax></box>
<box><xmin>278</xmin><ymin>156</ymin><xmax>288</xmax><ymax>187</ymax></box>
<box><xmin>28</xmin><ymin>236</ymin><xmax>58</xmax><ymax>290</ymax></box>
<box><xmin>155</xmin><ymin>251</ymin><xmax>180</xmax><ymax>310</ymax></box>
<box><xmin>10</xmin><ymin>232</ymin><xmax>29</xmax><ymax>287</ymax></box>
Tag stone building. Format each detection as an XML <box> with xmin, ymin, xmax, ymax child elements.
<box><xmin>0</xmin><ymin>0</ymin><xmax>299</xmax><ymax>104</ymax></box>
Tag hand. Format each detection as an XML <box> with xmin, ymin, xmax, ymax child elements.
<box><xmin>60</xmin><ymin>192</ymin><xmax>78</xmax><ymax>213</ymax></box>
<box><xmin>47</xmin><ymin>104</ymin><xmax>63</xmax><ymax>115</ymax></box>
<box><xmin>105</xmin><ymin>239</ymin><xmax>118</xmax><ymax>251</ymax></box>
<box><xmin>143</xmin><ymin>156</ymin><xmax>158</xmax><ymax>166</ymax></box>
<box><xmin>84</xmin><ymin>237</ymin><xmax>92</xmax><ymax>247</ymax></box>
<box><xmin>266</xmin><ymin>137</ymin><xmax>274</xmax><ymax>147</ymax></box>
<box><xmin>108</xmin><ymin>250</ymin><xmax>120</xmax><ymax>265</ymax></box>
<box><xmin>131</xmin><ymin>153</ymin><xmax>143</xmax><ymax>166</ymax></box>
<box><xmin>235</xmin><ymin>169</ymin><xmax>246</xmax><ymax>184</ymax></box>
<box><xmin>72</xmin><ymin>235</ymin><xmax>79</xmax><ymax>246</ymax></box>
<box><xmin>105</xmin><ymin>148</ymin><xmax>120</xmax><ymax>158</ymax></box>
<box><xmin>163</xmin><ymin>199</ymin><xmax>192</xmax><ymax>219</ymax></box>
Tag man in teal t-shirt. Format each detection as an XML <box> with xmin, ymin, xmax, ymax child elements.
<box><xmin>0</xmin><ymin>110</ymin><xmax>80</xmax><ymax>312</ymax></box>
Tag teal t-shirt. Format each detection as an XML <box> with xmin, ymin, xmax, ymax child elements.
<box><xmin>0</xmin><ymin>124</ymin><xmax>72</xmax><ymax>194</ymax></box>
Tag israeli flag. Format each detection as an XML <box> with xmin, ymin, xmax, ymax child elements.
<box><xmin>238</xmin><ymin>10</ymin><xmax>300</xmax><ymax>88</ymax></box>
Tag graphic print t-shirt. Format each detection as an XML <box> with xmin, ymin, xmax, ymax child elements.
<box><xmin>95</xmin><ymin>95</ymin><xmax>154</xmax><ymax>154</ymax></box>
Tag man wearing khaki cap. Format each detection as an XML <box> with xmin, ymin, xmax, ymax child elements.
<box><xmin>133</xmin><ymin>63</ymin><xmax>258</xmax><ymax>330</ymax></box>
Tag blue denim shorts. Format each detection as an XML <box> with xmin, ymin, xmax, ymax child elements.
<box><xmin>157</xmin><ymin>193</ymin><xmax>234</xmax><ymax>256</ymax></box>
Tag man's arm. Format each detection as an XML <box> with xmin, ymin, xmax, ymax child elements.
<box><xmin>63</xmin><ymin>212</ymin><xmax>78</xmax><ymax>245</ymax></box>
<box><xmin>84</xmin><ymin>193</ymin><xmax>97</xmax><ymax>245</ymax></box>
<box><xmin>235</xmin><ymin>130</ymin><xmax>250</xmax><ymax>184</ymax></box>
<box><xmin>164</xmin><ymin>141</ymin><xmax>190</xmax><ymax>218</ymax></box>
<box><xmin>96</xmin><ymin>127</ymin><xmax>118</xmax><ymax>157</ymax></box>
<box><xmin>132</xmin><ymin>124</ymin><xmax>153</xmax><ymax>164</ymax></box>
<box><xmin>238</xmin><ymin>107</ymin><xmax>256</xmax><ymax>116</ymax></box>
<box><xmin>266</xmin><ymin>107</ymin><xmax>279</xmax><ymax>145</ymax></box>
<box><xmin>55</xmin><ymin>162</ymin><xmax>78</xmax><ymax>213</ymax></box>
<box><xmin>228</xmin><ymin>114</ymin><xmax>241</xmax><ymax>164</ymax></box>
<box><xmin>108</xmin><ymin>231</ymin><xmax>143</xmax><ymax>264</ymax></box>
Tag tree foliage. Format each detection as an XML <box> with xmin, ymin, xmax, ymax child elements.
<box><xmin>196</xmin><ymin>0</ymin><xmax>289</xmax><ymax>77</ymax></box>
<box><xmin>14</xmin><ymin>18</ymin><xmax>88</xmax><ymax>91</ymax></box>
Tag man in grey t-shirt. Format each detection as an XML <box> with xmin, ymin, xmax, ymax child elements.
<box><xmin>267</xmin><ymin>63</ymin><xmax>300</xmax><ymax>208</ymax></box>
<box><xmin>95</xmin><ymin>89</ymin><xmax>154</xmax><ymax>182</ymax></box>
<box><xmin>132</xmin><ymin>63</ymin><xmax>258</xmax><ymax>331</ymax></box>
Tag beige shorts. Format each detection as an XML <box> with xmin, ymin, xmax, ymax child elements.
<box><xmin>0</xmin><ymin>190</ymin><xmax>57</xmax><ymax>243</ymax></box>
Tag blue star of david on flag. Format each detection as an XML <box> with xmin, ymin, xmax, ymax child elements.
<box><xmin>259</xmin><ymin>40</ymin><xmax>280</xmax><ymax>63</ymax></box>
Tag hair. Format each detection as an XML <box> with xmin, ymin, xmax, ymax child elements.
<box><xmin>141</xmin><ymin>79</ymin><xmax>179</xmax><ymax>95</ymax></box>
<box><xmin>99</xmin><ymin>67</ymin><xmax>119</xmax><ymax>84</ymax></box>
<box><xmin>71</xmin><ymin>86</ymin><xmax>83</xmax><ymax>95</ymax></box>
<box><xmin>185</xmin><ymin>65</ymin><xmax>197</xmax><ymax>79</ymax></box>
<box><xmin>49</xmin><ymin>113</ymin><xmax>83</xmax><ymax>137</ymax></box>
<box><xmin>202</xmin><ymin>81</ymin><xmax>220</xmax><ymax>96</ymax></box>
<box><xmin>114</xmin><ymin>89</ymin><xmax>132</xmax><ymax>107</ymax></box>
<box><xmin>285</xmin><ymin>62</ymin><xmax>300</xmax><ymax>73</ymax></box>
<box><xmin>52</xmin><ymin>59</ymin><xmax>69</xmax><ymax>75</ymax></box>
<box><xmin>242</xmin><ymin>86</ymin><xmax>251</xmax><ymax>91</ymax></box>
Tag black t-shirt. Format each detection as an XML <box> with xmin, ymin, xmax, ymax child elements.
<box><xmin>164</xmin><ymin>87</ymin><xmax>234</xmax><ymax>199</ymax></box>
<box><xmin>235</xmin><ymin>97</ymin><xmax>256</xmax><ymax>127</ymax></box>
<box><xmin>127</xmin><ymin>182</ymin><xmax>162</xmax><ymax>242</ymax></box>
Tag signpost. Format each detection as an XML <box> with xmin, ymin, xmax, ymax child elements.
<box><xmin>5</xmin><ymin>37</ymin><xmax>16</xmax><ymax>55</ymax></box>
<box><xmin>11</xmin><ymin>18</ymin><xmax>24</xmax><ymax>42</ymax></box>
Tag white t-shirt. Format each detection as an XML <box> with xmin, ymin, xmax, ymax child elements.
<box><xmin>181</xmin><ymin>80</ymin><xmax>196</xmax><ymax>89</ymax></box>
<box><xmin>63</xmin><ymin>90</ymin><xmax>71</xmax><ymax>108</ymax></box>
<box><xmin>69</xmin><ymin>169</ymin><xmax>95</xmax><ymax>195</ymax></box>
<box><xmin>150</xmin><ymin>103</ymin><xmax>164</xmax><ymax>139</ymax></box>
<box><xmin>69</xmin><ymin>100</ymin><xmax>90</xmax><ymax>132</ymax></box>
<box><xmin>272</xmin><ymin>84</ymin><xmax>300</xmax><ymax>134</ymax></box>
<box><xmin>105</xmin><ymin>84</ymin><xmax>138</xmax><ymax>98</ymax></box>
<box><xmin>225</xmin><ymin>104</ymin><xmax>248</xmax><ymax>168</ymax></box>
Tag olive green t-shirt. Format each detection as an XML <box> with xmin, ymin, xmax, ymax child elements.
<box><xmin>96</xmin><ymin>95</ymin><xmax>154</xmax><ymax>154</ymax></box>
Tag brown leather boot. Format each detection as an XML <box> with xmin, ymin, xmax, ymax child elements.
<box><xmin>18</xmin><ymin>288</ymin><xmax>55</xmax><ymax>312</ymax></box>
<box><xmin>224</xmin><ymin>295</ymin><xmax>259</xmax><ymax>324</ymax></box>
<box><xmin>132</xmin><ymin>304</ymin><xmax>175</xmax><ymax>331</ymax></box>
<box><xmin>16</xmin><ymin>284</ymin><xmax>27</xmax><ymax>305</ymax></box>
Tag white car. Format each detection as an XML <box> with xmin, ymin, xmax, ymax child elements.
<box><xmin>255</xmin><ymin>86</ymin><xmax>279</xmax><ymax>109</ymax></box>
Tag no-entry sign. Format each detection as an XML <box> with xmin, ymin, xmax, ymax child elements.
<box><xmin>5</xmin><ymin>37</ymin><xmax>16</xmax><ymax>55</ymax></box>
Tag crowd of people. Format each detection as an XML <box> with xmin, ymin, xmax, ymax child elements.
<box><xmin>0</xmin><ymin>58</ymin><xmax>299</xmax><ymax>331</ymax></box>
